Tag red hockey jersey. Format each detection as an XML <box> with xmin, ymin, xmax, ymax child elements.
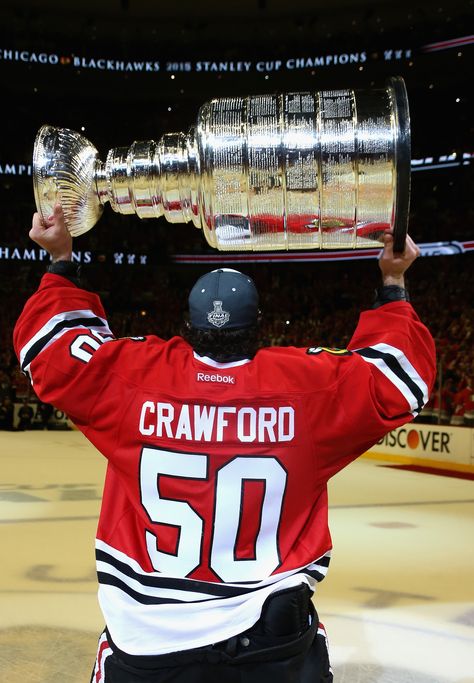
<box><xmin>13</xmin><ymin>273</ymin><xmax>436</xmax><ymax>655</ymax></box>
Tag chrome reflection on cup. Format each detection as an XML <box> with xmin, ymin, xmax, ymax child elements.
<box><xmin>33</xmin><ymin>77</ymin><xmax>410</xmax><ymax>251</ymax></box>
<box><xmin>33</xmin><ymin>126</ymin><xmax>104</xmax><ymax>237</ymax></box>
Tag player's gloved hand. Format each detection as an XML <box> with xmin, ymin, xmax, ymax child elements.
<box><xmin>29</xmin><ymin>203</ymin><xmax>73</xmax><ymax>263</ymax></box>
<box><xmin>378</xmin><ymin>230</ymin><xmax>420</xmax><ymax>288</ymax></box>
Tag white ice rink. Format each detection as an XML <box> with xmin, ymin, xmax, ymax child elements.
<box><xmin>0</xmin><ymin>430</ymin><xmax>473</xmax><ymax>682</ymax></box>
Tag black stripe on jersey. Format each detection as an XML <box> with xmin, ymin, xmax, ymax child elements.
<box><xmin>355</xmin><ymin>346</ymin><xmax>425</xmax><ymax>413</ymax></box>
<box><xmin>305</xmin><ymin>568</ymin><xmax>327</xmax><ymax>582</ymax></box>
<box><xmin>97</xmin><ymin>572</ymin><xmax>184</xmax><ymax>605</ymax></box>
<box><xmin>314</xmin><ymin>554</ymin><xmax>330</xmax><ymax>568</ymax></box>
<box><xmin>96</xmin><ymin>548</ymin><xmax>255</xmax><ymax>598</ymax></box>
<box><xmin>21</xmin><ymin>316</ymin><xmax>107</xmax><ymax>371</ymax></box>
<box><xmin>306</xmin><ymin>553</ymin><xmax>331</xmax><ymax>583</ymax></box>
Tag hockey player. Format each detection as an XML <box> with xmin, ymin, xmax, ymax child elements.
<box><xmin>14</xmin><ymin>205</ymin><xmax>436</xmax><ymax>682</ymax></box>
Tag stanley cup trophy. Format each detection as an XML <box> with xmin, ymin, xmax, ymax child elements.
<box><xmin>33</xmin><ymin>77</ymin><xmax>410</xmax><ymax>253</ymax></box>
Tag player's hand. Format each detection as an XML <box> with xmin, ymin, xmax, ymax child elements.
<box><xmin>378</xmin><ymin>230</ymin><xmax>420</xmax><ymax>287</ymax></box>
<box><xmin>29</xmin><ymin>204</ymin><xmax>73</xmax><ymax>262</ymax></box>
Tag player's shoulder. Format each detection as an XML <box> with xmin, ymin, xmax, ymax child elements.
<box><xmin>256</xmin><ymin>345</ymin><xmax>354</xmax><ymax>362</ymax></box>
<box><xmin>252</xmin><ymin>345</ymin><xmax>355</xmax><ymax>390</ymax></box>
<box><xmin>104</xmin><ymin>333</ymin><xmax>187</xmax><ymax>346</ymax></box>
<box><xmin>94</xmin><ymin>335</ymin><xmax>194</xmax><ymax>389</ymax></box>
<box><xmin>98</xmin><ymin>333</ymin><xmax>190</xmax><ymax>361</ymax></box>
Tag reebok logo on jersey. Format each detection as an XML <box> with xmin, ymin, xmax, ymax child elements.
<box><xmin>196</xmin><ymin>372</ymin><xmax>235</xmax><ymax>385</ymax></box>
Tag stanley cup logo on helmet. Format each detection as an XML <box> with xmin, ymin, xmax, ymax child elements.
<box><xmin>207</xmin><ymin>301</ymin><xmax>230</xmax><ymax>328</ymax></box>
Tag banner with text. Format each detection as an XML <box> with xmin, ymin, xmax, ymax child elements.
<box><xmin>0</xmin><ymin>241</ymin><xmax>473</xmax><ymax>266</ymax></box>
<box><xmin>367</xmin><ymin>423</ymin><xmax>473</xmax><ymax>467</ymax></box>
<box><xmin>0</xmin><ymin>35</ymin><xmax>472</xmax><ymax>75</ymax></box>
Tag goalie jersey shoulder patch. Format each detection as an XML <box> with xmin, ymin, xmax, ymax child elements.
<box><xmin>306</xmin><ymin>346</ymin><xmax>352</xmax><ymax>356</ymax></box>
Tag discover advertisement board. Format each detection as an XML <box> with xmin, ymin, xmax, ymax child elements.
<box><xmin>366</xmin><ymin>423</ymin><xmax>473</xmax><ymax>468</ymax></box>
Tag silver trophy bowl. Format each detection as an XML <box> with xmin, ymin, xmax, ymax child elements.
<box><xmin>33</xmin><ymin>77</ymin><xmax>410</xmax><ymax>252</ymax></box>
<box><xmin>33</xmin><ymin>126</ymin><xmax>104</xmax><ymax>237</ymax></box>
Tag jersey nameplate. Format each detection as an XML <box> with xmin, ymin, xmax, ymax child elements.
<box><xmin>139</xmin><ymin>401</ymin><xmax>294</xmax><ymax>443</ymax></box>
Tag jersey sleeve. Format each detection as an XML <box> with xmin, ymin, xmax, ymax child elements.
<box><xmin>347</xmin><ymin>301</ymin><xmax>436</xmax><ymax>418</ymax></box>
<box><xmin>13</xmin><ymin>273</ymin><xmax>116</xmax><ymax>428</ymax></box>
<box><xmin>309</xmin><ymin>301</ymin><xmax>436</xmax><ymax>481</ymax></box>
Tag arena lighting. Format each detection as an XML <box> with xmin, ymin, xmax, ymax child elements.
<box><xmin>421</xmin><ymin>35</ymin><xmax>474</xmax><ymax>52</ymax></box>
<box><xmin>410</xmin><ymin>151</ymin><xmax>472</xmax><ymax>171</ymax></box>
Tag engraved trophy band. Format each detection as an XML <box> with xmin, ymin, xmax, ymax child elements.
<box><xmin>33</xmin><ymin>77</ymin><xmax>410</xmax><ymax>252</ymax></box>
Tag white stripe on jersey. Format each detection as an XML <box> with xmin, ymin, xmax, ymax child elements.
<box><xmin>95</xmin><ymin>539</ymin><xmax>325</xmax><ymax>656</ymax></box>
<box><xmin>306</xmin><ymin>550</ymin><xmax>332</xmax><ymax>580</ymax></box>
<box><xmin>96</xmin><ymin>539</ymin><xmax>325</xmax><ymax>593</ymax></box>
<box><xmin>96</xmin><ymin>559</ymin><xmax>217</xmax><ymax>603</ymax></box>
<box><xmin>193</xmin><ymin>352</ymin><xmax>251</xmax><ymax>369</ymax></box>
<box><xmin>92</xmin><ymin>632</ymin><xmax>112</xmax><ymax>682</ymax></box>
<box><xmin>317</xmin><ymin>623</ymin><xmax>333</xmax><ymax>674</ymax></box>
<box><xmin>98</xmin><ymin>574</ymin><xmax>311</xmax><ymax>656</ymax></box>
<box><xmin>19</xmin><ymin>309</ymin><xmax>113</xmax><ymax>377</ymax></box>
<box><xmin>355</xmin><ymin>342</ymin><xmax>429</xmax><ymax>415</ymax></box>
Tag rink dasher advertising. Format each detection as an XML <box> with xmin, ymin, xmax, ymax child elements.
<box><xmin>366</xmin><ymin>424</ymin><xmax>474</xmax><ymax>468</ymax></box>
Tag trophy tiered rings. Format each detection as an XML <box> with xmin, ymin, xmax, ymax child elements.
<box><xmin>33</xmin><ymin>77</ymin><xmax>410</xmax><ymax>252</ymax></box>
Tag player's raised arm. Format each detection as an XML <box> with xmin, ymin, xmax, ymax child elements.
<box><xmin>377</xmin><ymin>230</ymin><xmax>420</xmax><ymax>288</ymax></box>
<box><xmin>13</xmin><ymin>206</ymin><xmax>115</xmax><ymax>426</ymax></box>
<box><xmin>350</xmin><ymin>230</ymin><xmax>435</xmax><ymax>410</ymax></box>
<box><xmin>307</xmin><ymin>232</ymin><xmax>436</xmax><ymax>481</ymax></box>
<box><xmin>29</xmin><ymin>203</ymin><xmax>73</xmax><ymax>263</ymax></box>
<box><xmin>348</xmin><ymin>233</ymin><xmax>435</xmax><ymax>423</ymax></box>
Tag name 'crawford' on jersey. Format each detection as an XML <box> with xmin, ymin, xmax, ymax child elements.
<box><xmin>139</xmin><ymin>401</ymin><xmax>295</xmax><ymax>443</ymax></box>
